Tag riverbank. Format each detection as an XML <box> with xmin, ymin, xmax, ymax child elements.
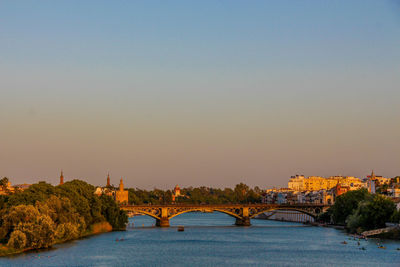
<box><xmin>364</xmin><ymin>227</ymin><xmax>400</xmax><ymax>240</ymax></box>
<box><xmin>0</xmin><ymin>221</ymin><xmax>114</xmax><ymax>257</ymax></box>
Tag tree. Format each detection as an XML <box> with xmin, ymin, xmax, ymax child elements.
<box><xmin>7</xmin><ymin>182</ymin><xmax>56</xmax><ymax>206</ymax></box>
<box><xmin>99</xmin><ymin>195</ymin><xmax>128</xmax><ymax>230</ymax></box>
<box><xmin>347</xmin><ymin>194</ymin><xmax>396</xmax><ymax>233</ymax></box>
<box><xmin>331</xmin><ymin>189</ymin><xmax>372</xmax><ymax>225</ymax></box>
<box><xmin>55</xmin><ymin>223</ymin><xmax>79</xmax><ymax>241</ymax></box>
<box><xmin>0</xmin><ymin>205</ymin><xmax>41</xmax><ymax>240</ymax></box>
<box><xmin>0</xmin><ymin>177</ymin><xmax>9</xmax><ymax>188</ymax></box>
<box><xmin>16</xmin><ymin>214</ymin><xmax>56</xmax><ymax>249</ymax></box>
<box><xmin>7</xmin><ymin>230</ymin><xmax>27</xmax><ymax>250</ymax></box>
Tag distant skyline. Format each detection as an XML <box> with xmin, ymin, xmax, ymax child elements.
<box><xmin>1</xmin><ymin>1</ymin><xmax>399</xmax><ymax>189</ymax></box>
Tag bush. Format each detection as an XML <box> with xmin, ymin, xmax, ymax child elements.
<box><xmin>390</xmin><ymin>209</ymin><xmax>400</xmax><ymax>223</ymax></box>
<box><xmin>7</xmin><ymin>230</ymin><xmax>27</xmax><ymax>250</ymax></box>
<box><xmin>55</xmin><ymin>223</ymin><xmax>79</xmax><ymax>241</ymax></box>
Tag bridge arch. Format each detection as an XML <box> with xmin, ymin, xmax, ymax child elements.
<box><xmin>129</xmin><ymin>210</ymin><xmax>161</xmax><ymax>220</ymax></box>
<box><xmin>250</xmin><ymin>208</ymin><xmax>317</xmax><ymax>219</ymax></box>
<box><xmin>168</xmin><ymin>208</ymin><xmax>242</xmax><ymax>220</ymax></box>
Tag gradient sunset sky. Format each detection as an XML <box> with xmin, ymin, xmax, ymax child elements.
<box><xmin>1</xmin><ymin>1</ymin><xmax>399</xmax><ymax>189</ymax></box>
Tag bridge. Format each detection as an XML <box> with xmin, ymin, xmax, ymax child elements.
<box><xmin>121</xmin><ymin>203</ymin><xmax>330</xmax><ymax>227</ymax></box>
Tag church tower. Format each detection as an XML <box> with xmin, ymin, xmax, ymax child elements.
<box><xmin>368</xmin><ymin>170</ymin><xmax>376</xmax><ymax>193</ymax></box>
<box><xmin>107</xmin><ymin>173</ymin><xmax>111</xmax><ymax>187</ymax></box>
<box><xmin>59</xmin><ymin>170</ymin><xmax>64</xmax><ymax>185</ymax></box>
<box><xmin>371</xmin><ymin>170</ymin><xmax>375</xmax><ymax>180</ymax></box>
<box><xmin>119</xmin><ymin>178</ymin><xmax>124</xmax><ymax>191</ymax></box>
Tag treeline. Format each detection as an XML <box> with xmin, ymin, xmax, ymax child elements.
<box><xmin>319</xmin><ymin>189</ymin><xmax>400</xmax><ymax>234</ymax></box>
<box><xmin>0</xmin><ymin>179</ymin><xmax>128</xmax><ymax>252</ymax></box>
<box><xmin>127</xmin><ymin>183</ymin><xmax>263</xmax><ymax>205</ymax></box>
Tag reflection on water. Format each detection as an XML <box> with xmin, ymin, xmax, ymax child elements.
<box><xmin>1</xmin><ymin>212</ymin><xmax>400</xmax><ymax>266</ymax></box>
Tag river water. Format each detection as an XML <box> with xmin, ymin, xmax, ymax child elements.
<box><xmin>1</xmin><ymin>212</ymin><xmax>399</xmax><ymax>266</ymax></box>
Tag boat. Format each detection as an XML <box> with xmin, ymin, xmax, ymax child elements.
<box><xmin>178</xmin><ymin>226</ymin><xmax>184</xmax><ymax>232</ymax></box>
<box><xmin>341</xmin><ymin>241</ymin><xmax>347</xmax><ymax>244</ymax></box>
<box><xmin>378</xmin><ymin>246</ymin><xmax>386</xmax><ymax>249</ymax></box>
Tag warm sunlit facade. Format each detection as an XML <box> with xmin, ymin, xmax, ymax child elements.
<box><xmin>288</xmin><ymin>175</ymin><xmax>363</xmax><ymax>192</ymax></box>
<box><xmin>115</xmin><ymin>178</ymin><xmax>129</xmax><ymax>204</ymax></box>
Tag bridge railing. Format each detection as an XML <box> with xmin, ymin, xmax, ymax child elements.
<box><xmin>120</xmin><ymin>203</ymin><xmax>330</xmax><ymax>208</ymax></box>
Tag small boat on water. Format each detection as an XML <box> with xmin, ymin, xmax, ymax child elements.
<box><xmin>378</xmin><ymin>246</ymin><xmax>386</xmax><ymax>249</ymax></box>
<box><xmin>341</xmin><ymin>241</ymin><xmax>347</xmax><ymax>244</ymax></box>
<box><xmin>178</xmin><ymin>226</ymin><xmax>184</xmax><ymax>232</ymax></box>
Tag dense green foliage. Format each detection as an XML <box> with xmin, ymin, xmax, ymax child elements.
<box><xmin>327</xmin><ymin>189</ymin><xmax>399</xmax><ymax>234</ymax></box>
<box><xmin>127</xmin><ymin>183</ymin><xmax>262</xmax><ymax>204</ymax></box>
<box><xmin>330</xmin><ymin>189</ymin><xmax>372</xmax><ymax>225</ymax></box>
<box><xmin>0</xmin><ymin>180</ymin><xmax>128</xmax><ymax>251</ymax></box>
<box><xmin>347</xmin><ymin>194</ymin><xmax>396</xmax><ymax>233</ymax></box>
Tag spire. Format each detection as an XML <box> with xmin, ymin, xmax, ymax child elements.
<box><xmin>107</xmin><ymin>173</ymin><xmax>111</xmax><ymax>187</ymax></box>
<box><xmin>371</xmin><ymin>170</ymin><xmax>375</xmax><ymax>179</ymax></box>
<box><xmin>59</xmin><ymin>170</ymin><xmax>64</xmax><ymax>185</ymax></box>
<box><xmin>119</xmin><ymin>177</ymin><xmax>124</xmax><ymax>191</ymax></box>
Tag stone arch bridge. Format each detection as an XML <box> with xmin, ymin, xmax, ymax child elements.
<box><xmin>120</xmin><ymin>204</ymin><xmax>330</xmax><ymax>227</ymax></box>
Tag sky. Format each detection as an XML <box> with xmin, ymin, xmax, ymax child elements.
<box><xmin>1</xmin><ymin>0</ymin><xmax>400</xmax><ymax>189</ymax></box>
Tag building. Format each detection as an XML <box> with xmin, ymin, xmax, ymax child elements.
<box><xmin>172</xmin><ymin>185</ymin><xmax>182</xmax><ymax>202</ymax></box>
<box><xmin>367</xmin><ymin>170</ymin><xmax>391</xmax><ymax>187</ymax></box>
<box><xmin>59</xmin><ymin>170</ymin><xmax>64</xmax><ymax>185</ymax></box>
<box><xmin>388</xmin><ymin>188</ymin><xmax>400</xmax><ymax>198</ymax></box>
<box><xmin>335</xmin><ymin>183</ymin><xmax>350</xmax><ymax>197</ymax></box>
<box><xmin>94</xmin><ymin>174</ymin><xmax>117</xmax><ymax>198</ymax></box>
<box><xmin>288</xmin><ymin>175</ymin><xmax>305</xmax><ymax>191</ymax></box>
<box><xmin>115</xmin><ymin>178</ymin><xmax>129</xmax><ymax>204</ymax></box>
<box><xmin>288</xmin><ymin>174</ymin><xmax>363</xmax><ymax>192</ymax></box>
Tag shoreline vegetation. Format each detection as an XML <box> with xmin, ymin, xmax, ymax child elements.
<box><xmin>0</xmin><ymin>180</ymin><xmax>128</xmax><ymax>257</ymax></box>
<box><xmin>0</xmin><ymin>221</ymin><xmax>113</xmax><ymax>257</ymax></box>
<box><xmin>316</xmin><ymin>189</ymin><xmax>400</xmax><ymax>239</ymax></box>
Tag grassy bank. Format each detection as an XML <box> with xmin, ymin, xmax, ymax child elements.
<box><xmin>0</xmin><ymin>222</ymin><xmax>114</xmax><ymax>257</ymax></box>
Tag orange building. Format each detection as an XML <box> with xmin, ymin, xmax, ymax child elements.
<box><xmin>335</xmin><ymin>183</ymin><xmax>350</xmax><ymax>196</ymax></box>
<box><xmin>172</xmin><ymin>185</ymin><xmax>181</xmax><ymax>202</ymax></box>
<box><xmin>115</xmin><ymin>178</ymin><xmax>129</xmax><ymax>204</ymax></box>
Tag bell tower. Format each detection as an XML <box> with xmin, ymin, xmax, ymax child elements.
<box><xmin>119</xmin><ymin>178</ymin><xmax>124</xmax><ymax>191</ymax></box>
<box><xmin>107</xmin><ymin>173</ymin><xmax>111</xmax><ymax>187</ymax></box>
<box><xmin>59</xmin><ymin>170</ymin><xmax>64</xmax><ymax>185</ymax></box>
<box><xmin>115</xmin><ymin>177</ymin><xmax>128</xmax><ymax>204</ymax></box>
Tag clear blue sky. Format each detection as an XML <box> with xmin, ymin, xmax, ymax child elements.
<box><xmin>1</xmin><ymin>1</ymin><xmax>399</xmax><ymax>188</ymax></box>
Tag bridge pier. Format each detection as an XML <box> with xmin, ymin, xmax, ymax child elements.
<box><xmin>156</xmin><ymin>218</ymin><xmax>170</xmax><ymax>227</ymax></box>
<box><xmin>235</xmin><ymin>217</ymin><xmax>251</xmax><ymax>226</ymax></box>
<box><xmin>156</xmin><ymin>207</ymin><xmax>170</xmax><ymax>227</ymax></box>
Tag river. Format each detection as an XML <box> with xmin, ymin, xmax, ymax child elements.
<box><xmin>1</xmin><ymin>212</ymin><xmax>399</xmax><ymax>266</ymax></box>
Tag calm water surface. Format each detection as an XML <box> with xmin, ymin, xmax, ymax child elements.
<box><xmin>1</xmin><ymin>212</ymin><xmax>400</xmax><ymax>266</ymax></box>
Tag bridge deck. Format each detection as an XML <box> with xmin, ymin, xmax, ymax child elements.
<box><xmin>121</xmin><ymin>203</ymin><xmax>329</xmax><ymax>208</ymax></box>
